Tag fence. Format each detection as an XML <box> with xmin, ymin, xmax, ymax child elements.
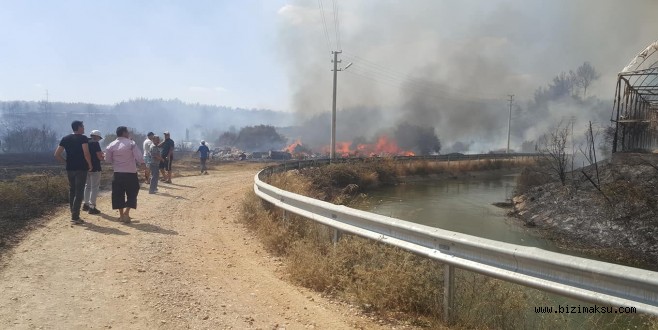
<box><xmin>252</xmin><ymin>154</ymin><xmax>658</xmax><ymax>321</ymax></box>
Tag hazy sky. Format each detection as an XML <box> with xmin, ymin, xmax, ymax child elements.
<box><xmin>0</xmin><ymin>0</ymin><xmax>289</xmax><ymax>110</ymax></box>
<box><xmin>1</xmin><ymin>0</ymin><xmax>656</xmax><ymax>115</ymax></box>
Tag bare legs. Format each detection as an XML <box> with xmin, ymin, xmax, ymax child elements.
<box><xmin>118</xmin><ymin>207</ymin><xmax>132</xmax><ymax>223</ymax></box>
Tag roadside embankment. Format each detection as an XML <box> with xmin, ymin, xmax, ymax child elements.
<box><xmin>511</xmin><ymin>153</ymin><xmax>658</xmax><ymax>269</ymax></box>
<box><xmin>240</xmin><ymin>158</ymin><xmax>652</xmax><ymax>329</ymax></box>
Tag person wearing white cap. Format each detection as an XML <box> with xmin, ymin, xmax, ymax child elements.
<box><xmin>196</xmin><ymin>140</ymin><xmax>210</xmax><ymax>174</ymax></box>
<box><xmin>82</xmin><ymin>130</ymin><xmax>105</xmax><ymax>215</ymax></box>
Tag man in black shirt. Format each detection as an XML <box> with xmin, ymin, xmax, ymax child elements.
<box><xmin>54</xmin><ymin>120</ymin><xmax>93</xmax><ymax>224</ymax></box>
<box><xmin>159</xmin><ymin>131</ymin><xmax>175</xmax><ymax>183</ymax></box>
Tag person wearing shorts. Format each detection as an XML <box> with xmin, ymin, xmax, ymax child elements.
<box><xmin>105</xmin><ymin>126</ymin><xmax>145</xmax><ymax>223</ymax></box>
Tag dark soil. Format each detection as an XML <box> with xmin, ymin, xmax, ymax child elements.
<box><xmin>511</xmin><ymin>153</ymin><xmax>658</xmax><ymax>269</ymax></box>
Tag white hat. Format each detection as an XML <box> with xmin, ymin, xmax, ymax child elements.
<box><xmin>90</xmin><ymin>130</ymin><xmax>103</xmax><ymax>139</ymax></box>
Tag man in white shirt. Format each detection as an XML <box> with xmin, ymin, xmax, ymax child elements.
<box><xmin>142</xmin><ymin>132</ymin><xmax>154</xmax><ymax>184</ymax></box>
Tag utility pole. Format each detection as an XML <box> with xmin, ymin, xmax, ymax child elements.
<box><xmin>507</xmin><ymin>94</ymin><xmax>514</xmax><ymax>154</ymax></box>
<box><xmin>330</xmin><ymin>50</ymin><xmax>342</xmax><ymax>161</ymax></box>
<box><xmin>570</xmin><ymin>115</ymin><xmax>576</xmax><ymax>179</ymax></box>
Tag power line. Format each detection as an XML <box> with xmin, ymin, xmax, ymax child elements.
<box><xmin>342</xmin><ymin>52</ymin><xmax>502</xmax><ymax>101</ymax></box>
<box><xmin>343</xmin><ymin>53</ymin><xmax>417</xmax><ymax>84</ymax></box>
<box><xmin>345</xmin><ymin>61</ymin><xmax>501</xmax><ymax>104</ymax></box>
<box><xmin>317</xmin><ymin>0</ymin><xmax>333</xmax><ymax>54</ymax></box>
<box><xmin>332</xmin><ymin>0</ymin><xmax>341</xmax><ymax>50</ymax></box>
<box><xmin>344</xmin><ymin>68</ymin><xmax>502</xmax><ymax>106</ymax></box>
<box><xmin>346</xmin><ymin>67</ymin><xmax>479</xmax><ymax>103</ymax></box>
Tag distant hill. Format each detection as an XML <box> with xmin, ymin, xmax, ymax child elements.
<box><xmin>0</xmin><ymin>99</ymin><xmax>294</xmax><ymax>141</ymax></box>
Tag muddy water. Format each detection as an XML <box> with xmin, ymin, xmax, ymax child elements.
<box><xmin>361</xmin><ymin>173</ymin><xmax>560</xmax><ymax>250</ymax></box>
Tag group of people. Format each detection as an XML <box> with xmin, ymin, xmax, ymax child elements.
<box><xmin>54</xmin><ymin>120</ymin><xmax>176</xmax><ymax>224</ymax></box>
<box><xmin>142</xmin><ymin>131</ymin><xmax>175</xmax><ymax>192</ymax></box>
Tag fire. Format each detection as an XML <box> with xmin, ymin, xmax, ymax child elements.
<box><xmin>321</xmin><ymin>135</ymin><xmax>415</xmax><ymax>157</ymax></box>
<box><xmin>355</xmin><ymin>135</ymin><xmax>415</xmax><ymax>157</ymax></box>
<box><xmin>284</xmin><ymin>139</ymin><xmax>303</xmax><ymax>154</ymax></box>
<box><xmin>283</xmin><ymin>138</ymin><xmax>315</xmax><ymax>159</ymax></box>
<box><xmin>336</xmin><ymin>142</ymin><xmax>351</xmax><ymax>157</ymax></box>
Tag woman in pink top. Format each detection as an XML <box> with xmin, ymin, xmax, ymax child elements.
<box><xmin>105</xmin><ymin>126</ymin><xmax>145</xmax><ymax>223</ymax></box>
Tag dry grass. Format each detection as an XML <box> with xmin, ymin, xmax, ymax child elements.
<box><xmin>242</xmin><ymin>157</ymin><xmax>658</xmax><ymax>328</ymax></box>
<box><xmin>0</xmin><ymin>173</ymin><xmax>69</xmax><ymax>246</ymax></box>
<box><xmin>241</xmin><ymin>190</ymin><xmax>446</xmax><ymax>325</ymax></box>
<box><xmin>240</xmin><ymin>158</ymin><xmax>586</xmax><ymax>328</ymax></box>
<box><xmin>241</xmin><ymin>187</ymin><xmax>564</xmax><ymax>328</ymax></box>
<box><xmin>515</xmin><ymin>165</ymin><xmax>554</xmax><ymax>195</ymax></box>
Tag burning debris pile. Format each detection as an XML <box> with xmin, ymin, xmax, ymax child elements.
<box><xmin>328</xmin><ymin>135</ymin><xmax>416</xmax><ymax>158</ymax></box>
<box><xmin>283</xmin><ymin>123</ymin><xmax>441</xmax><ymax>159</ymax></box>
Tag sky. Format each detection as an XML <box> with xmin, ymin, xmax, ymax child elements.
<box><xmin>0</xmin><ymin>0</ymin><xmax>290</xmax><ymax>110</ymax></box>
<box><xmin>1</xmin><ymin>0</ymin><xmax>657</xmax><ymax>118</ymax></box>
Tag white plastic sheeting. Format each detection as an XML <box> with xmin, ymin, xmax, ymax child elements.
<box><xmin>622</xmin><ymin>40</ymin><xmax>658</xmax><ymax>73</ymax></box>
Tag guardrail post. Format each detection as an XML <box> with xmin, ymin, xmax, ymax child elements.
<box><xmin>332</xmin><ymin>228</ymin><xmax>341</xmax><ymax>246</ymax></box>
<box><xmin>443</xmin><ymin>264</ymin><xmax>455</xmax><ymax>324</ymax></box>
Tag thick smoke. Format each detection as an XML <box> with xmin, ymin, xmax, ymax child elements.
<box><xmin>277</xmin><ymin>0</ymin><xmax>658</xmax><ymax>152</ymax></box>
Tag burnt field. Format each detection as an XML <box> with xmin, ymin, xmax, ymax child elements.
<box><xmin>0</xmin><ymin>152</ymin><xmax>62</xmax><ymax>181</ymax></box>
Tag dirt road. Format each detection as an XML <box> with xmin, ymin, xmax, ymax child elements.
<box><xmin>0</xmin><ymin>163</ymin><xmax>387</xmax><ymax>329</ymax></box>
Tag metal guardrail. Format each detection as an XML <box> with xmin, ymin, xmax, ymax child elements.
<box><xmin>253</xmin><ymin>154</ymin><xmax>658</xmax><ymax>319</ymax></box>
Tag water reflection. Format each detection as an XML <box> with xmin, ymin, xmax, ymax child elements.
<box><xmin>363</xmin><ymin>174</ymin><xmax>560</xmax><ymax>251</ymax></box>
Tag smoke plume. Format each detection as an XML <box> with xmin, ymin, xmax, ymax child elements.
<box><xmin>277</xmin><ymin>0</ymin><xmax>658</xmax><ymax>152</ymax></box>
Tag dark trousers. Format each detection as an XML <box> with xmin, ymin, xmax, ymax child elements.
<box><xmin>67</xmin><ymin>170</ymin><xmax>88</xmax><ymax>219</ymax></box>
<box><xmin>111</xmin><ymin>172</ymin><xmax>140</xmax><ymax>209</ymax></box>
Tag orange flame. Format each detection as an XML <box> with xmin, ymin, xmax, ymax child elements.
<box><xmin>284</xmin><ymin>139</ymin><xmax>303</xmax><ymax>154</ymax></box>
<box><xmin>321</xmin><ymin>135</ymin><xmax>415</xmax><ymax>157</ymax></box>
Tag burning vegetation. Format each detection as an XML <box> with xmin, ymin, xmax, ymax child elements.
<box><xmin>212</xmin><ymin>122</ymin><xmax>441</xmax><ymax>160</ymax></box>
<box><xmin>283</xmin><ymin>133</ymin><xmax>432</xmax><ymax>159</ymax></box>
<box><xmin>282</xmin><ymin>122</ymin><xmax>441</xmax><ymax>159</ymax></box>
